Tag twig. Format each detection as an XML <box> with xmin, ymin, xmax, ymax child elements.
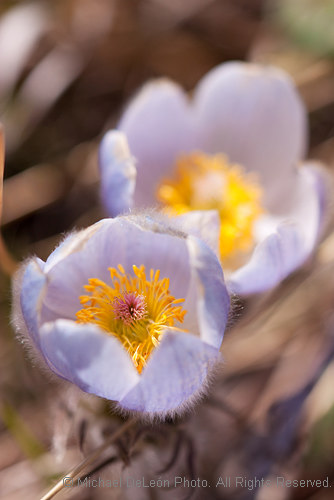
<box><xmin>40</xmin><ymin>417</ymin><xmax>137</xmax><ymax>500</ymax></box>
<box><xmin>0</xmin><ymin>125</ymin><xmax>19</xmax><ymax>276</ymax></box>
<box><xmin>207</xmin><ymin>396</ymin><xmax>248</xmax><ymax>428</ymax></box>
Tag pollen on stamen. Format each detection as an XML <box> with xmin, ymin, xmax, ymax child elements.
<box><xmin>112</xmin><ymin>292</ymin><xmax>147</xmax><ymax>325</ymax></box>
<box><xmin>156</xmin><ymin>152</ymin><xmax>265</xmax><ymax>267</ymax></box>
<box><xmin>76</xmin><ymin>265</ymin><xmax>187</xmax><ymax>373</ymax></box>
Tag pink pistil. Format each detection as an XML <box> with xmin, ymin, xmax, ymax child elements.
<box><xmin>112</xmin><ymin>292</ymin><xmax>147</xmax><ymax>324</ymax></box>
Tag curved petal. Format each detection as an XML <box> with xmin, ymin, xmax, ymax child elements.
<box><xmin>228</xmin><ymin>224</ymin><xmax>303</xmax><ymax>295</ymax></box>
<box><xmin>118</xmin><ymin>79</ymin><xmax>196</xmax><ymax>206</ymax></box>
<box><xmin>119</xmin><ymin>329</ymin><xmax>220</xmax><ymax>414</ymax></box>
<box><xmin>41</xmin><ymin>217</ymin><xmax>191</xmax><ymax>323</ymax></box>
<box><xmin>306</xmin><ymin>163</ymin><xmax>330</xmax><ymax>237</ymax></box>
<box><xmin>169</xmin><ymin>210</ymin><xmax>220</xmax><ymax>257</ymax></box>
<box><xmin>254</xmin><ymin>163</ymin><xmax>326</xmax><ymax>250</ymax></box>
<box><xmin>44</xmin><ymin>223</ymin><xmax>102</xmax><ymax>273</ymax></box>
<box><xmin>187</xmin><ymin>236</ymin><xmax>230</xmax><ymax>348</ymax></box>
<box><xmin>39</xmin><ymin>319</ymin><xmax>139</xmax><ymax>400</ymax></box>
<box><xmin>18</xmin><ymin>257</ymin><xmax>46</xmax><ymax>347</ymax></box>
<box><xmin>41</xmin><ymin>220</ymin><xmax>116</xmax><ymax>322</ymax></box>
<box><xmin>99</xmin><ymin>130</ymin><xmax>136</xmax><ymax>217</ymax></box>
<box><xmin>193</xmin><ymin>62</ymin><xmax>307</xmax><ymax>210</ymax></box>
<box><xmin>228</xmin><ymin>162</ymin><xmax>326</xmax><ymax>295</ymax></box>
<box><xmin>284</xmin><ymin>162</ymin><xmax>328</xmax><ymax>252</ymax></box>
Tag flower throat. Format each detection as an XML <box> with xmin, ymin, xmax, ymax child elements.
<box><xmin>76</xmin><ymin>265</ymin><xmax>187</xmax><ymax>373</ymax></box>
<box><xmin>156</xmin><ymin>152</ymin><xmax>264</xmax><ymax>267</ymax></box>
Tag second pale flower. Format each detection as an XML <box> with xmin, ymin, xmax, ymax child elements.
<box><xmin>99</xmin><ymin>62</ymin><xmax>327</xmax><ymax>294</ymax></box>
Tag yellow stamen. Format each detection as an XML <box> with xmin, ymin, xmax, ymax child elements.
<box><xmin>156</xmin><ymin>152</ymin><xmax>264</xmax><ymax>267</ymax></box>
<box><xmin>76</xmin><ymin>265</ymin><xmax>187</xmax><ymax>373</ymax></box>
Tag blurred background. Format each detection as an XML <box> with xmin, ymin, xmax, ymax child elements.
<box><xmin>1</xmin><ymin>0</ymin><xmax>334</xmax><ymax>499</ymax></box>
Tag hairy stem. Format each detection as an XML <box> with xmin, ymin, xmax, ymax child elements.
<box><xmin>40</xmin><ymin>417</ymin><xmax>137</xmax><ymax>500</ymax></box>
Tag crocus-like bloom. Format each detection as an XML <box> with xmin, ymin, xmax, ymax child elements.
<box><xmin>99</xmin><ymin>62</ymin><xmax>327</xmax><ymax>295</ymax></box>
<box><xmin>12</xmin><ymin>215</ymin><xmax>229</xmax><ymax>417</ymax></box>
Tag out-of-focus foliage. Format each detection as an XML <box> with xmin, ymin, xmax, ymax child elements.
<box><xmin>275</xmin><ymin>0</ymin><xmax>334</xmax><ymax>57</ymax></box>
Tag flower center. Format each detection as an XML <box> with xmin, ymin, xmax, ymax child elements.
<box><xmin>76</xmin><ymin>264</ymin><xmax>187</xmax><ymax>373</ymax></box>
<box><xmin>156</xmin><ymin>152</ymin><xmax>264</xmax><ymax>267</ymax></box>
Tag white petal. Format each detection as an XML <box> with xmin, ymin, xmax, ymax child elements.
<box><xmin>99</xmin><ymin>130</ymin><xmax>136</xmax><ymax>217</ymax></box>
<box><xmin>119</xmin><ymin>329</ymin><xmax>220</xmax><ymax>414</ymax></box>
<box><xmin>41</xmin><ymin>220</ymin><xmax>116</xmax><ymax>322</ymax></box>
<box><xmin>228</xmin><ymin>162</ymin><xmax>326</xmax><ymax>295</ymax></box>
<box><xmin>17</xmin><ymin>257</ymin><xmax>46</xmax><ymax>347</ymax></box>
<box><xmin>281</xmin><ymin>163</ymin><xmax>327</xmax><ymax>253</ymax></box>
<box><xmin>39</xmin><ymin>319</ymin><xmax>139</xmax><ymax>400</ymax></box>
<box><xmin>119</xmin><ymin>79</ymin><xmax>196</xmax><ymax>206</ymax></box>
<box><xmin>228</xmin><ymin>224</ymin><xmax>303</xmax><ymax>295</ymax></box>
<box><xmin>169</xmin><ymin>210</ymin><xmax>220</xmax><ymax>256</ymax></box>
<box><xmin>193</xmin><ymin>62</ymin><xmax>307</xmax><ymax>209</ymax></box>
<box><xmin>43</xmin><ymin>223</ymin><xmax>102</xmax><ymax>273</ymax></box>
<box><xmin>41</xmin><ymin>217</ymin><xmax>191</xmax><ymax>323</ymax></box>
<box><xmin>187</xmin><ymin>236</ymin><xmax>230</xmax><ymax>348</ymax></box>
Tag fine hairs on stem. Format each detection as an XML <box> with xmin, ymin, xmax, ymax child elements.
<box><xmin>40</xmin><ymin>417</ymin><xmax>137</xmax><ymax>500</ymax></box>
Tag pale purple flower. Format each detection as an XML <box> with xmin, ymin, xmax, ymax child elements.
<box><xmin>99</xmin><ymin>62</ymin><xmax>327</xmax><ymax>295</ymax></box>
<box><xmin>12</xmin><ymin>215</ymin><xmax>229</xmax><ymax>417</ymax></box>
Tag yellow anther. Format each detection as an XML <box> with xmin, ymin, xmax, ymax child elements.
<box><xmin>76</xmin><ymin>265</ymin><xmax>187</xmax><ymax>373</ymax></box>
<box><xmin>157</xmin><ymin>152</ymin><xmax>264</xmax><ymax>267</ymax></box>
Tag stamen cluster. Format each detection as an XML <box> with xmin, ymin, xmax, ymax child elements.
<box><xmin>157</xmin><ymin>153</ymin><xmax>264</xmax><ymax>267</ymax></box>
<box><xmin>76</xmin><ymin>264</ymin><xmax>187</xmax><ymax>373</ymax></box>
